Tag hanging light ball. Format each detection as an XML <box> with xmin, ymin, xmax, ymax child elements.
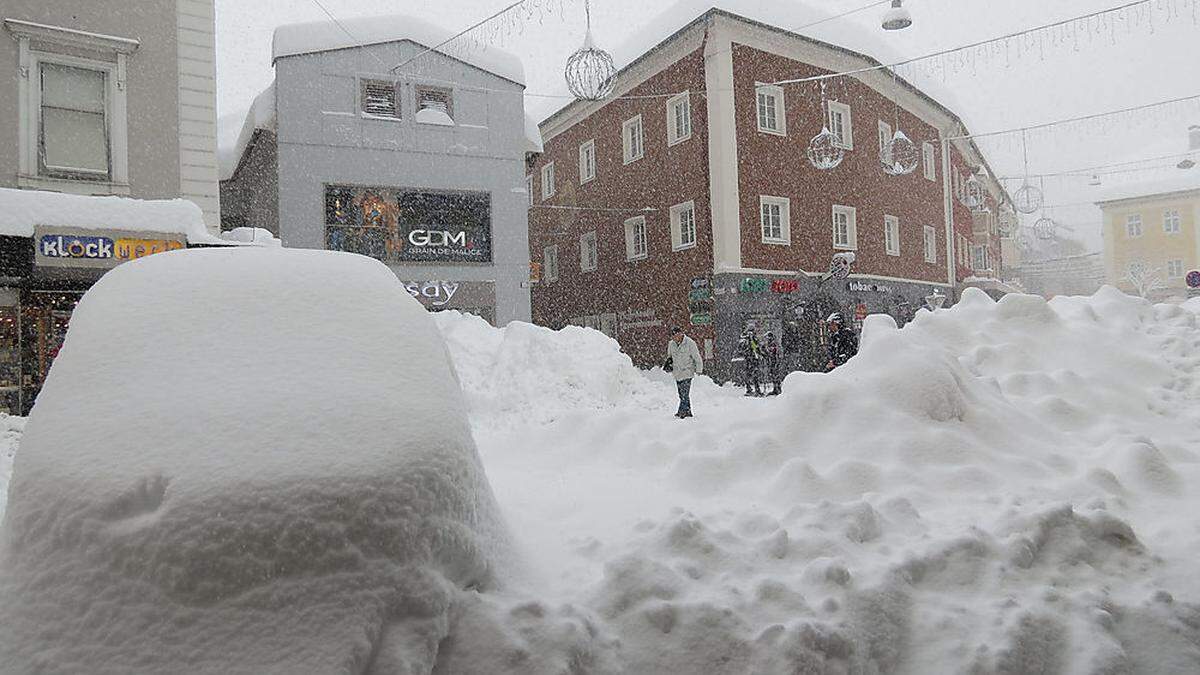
<box><xmin>807</xmin><ymin>127</ymin><xmax>845</xmax><ymax>170</ymax></box>
<box><xmin>881</xmin><ymin>130</ymin><xmax>919</xmax><ymax>175</ymax></box>
<box><xmin>1034</xmin><ymin>216</ymin><xmax>1057</xmax><ymax>240</ymax></box>
<box><xmin>882</xmin><ymin>0</ymin><xmax>913</xmax><ymax>30</ymax></box>
<box><xmin>564</xmin><ymin>32</ymin><xmax>616</xmax><ymax>101</ymax></box>
<box><xmin>1013</xmin><ymin>182</ymin><xmax>1044</xmax><ymax>214</ymax></box>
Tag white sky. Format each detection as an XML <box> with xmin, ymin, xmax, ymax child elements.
<box><xmin>215</xmin><ymin>0</ymin><xmax>1200</xmax><ymax>252</ymax></box>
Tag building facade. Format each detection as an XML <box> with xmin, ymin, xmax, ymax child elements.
<box><xmin>0</xmin><ymin>0</ymin><xmax>221</xmax><ymax>414</ymax></box>
<box><xmin>528</xmin><ymin>9</ymin><xmax>1005</xmax><ymax>378</ymax></box>
<box><xmin>1098</xmin><ymin>179</ymin><xmax>1199</xmax><ymax>303</ymax></box>
<box><xmin>221</xmin><ymin>16</ymin><xmax>534</xmax><ymax>325</ymax></box>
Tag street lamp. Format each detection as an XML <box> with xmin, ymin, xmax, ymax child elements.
<box><xmin>882</xmin><ymin>0</ymin><xmax>913</xmax><ymax>31</ymax></box>
<box><xmin>925</xmin><ymin>289</ymin><xmax>946</xmax><ymax>310</ymax></box>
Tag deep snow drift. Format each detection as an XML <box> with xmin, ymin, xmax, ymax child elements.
<box><xmin>0</xmin><ymin>248</ymin><xmax>508</xmax><ymax>673</ymax></box>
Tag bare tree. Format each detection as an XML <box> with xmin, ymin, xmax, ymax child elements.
<box><xmin>1123</xmin><ymin>263</ymin><xmax>1167</xmax><ymax>299</ymax></box>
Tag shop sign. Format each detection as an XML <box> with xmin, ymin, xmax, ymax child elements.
<box><xmin>619</xmin><ymin>308</ymin><xmax>662</xmax><ymax>330</ymax></box>
<box><xmin>34</xmin><ymin>226</ymin><xmax>186</xmax><ymax>269</ymax></box>
<box><xmin>1187</xmin><ymin>270</ymin><xmax>1200</xmax><ymax>289</ymax></box>
<box><xmin>740</xmin><ymin>277</ymin><xmax>769</xmax><ymax>294</ymax></box>
<box><xmin>688</xmin><ymin>277</ymin><xmax>714</xmax><ymax>326</ymax></box>
<box><xmin>401</xmin><ymin>281</ymin><xmax>460</xmax><ymax>307</ymax></box>
<box><xmin>847</xmin><ymin>281</ymin><xmax>894</xmax><ymax>294</ymax></box>
<box><xmin>771</xmin><ymin>279</ymin><xmax>799</xmax><ymax>294</ymax></box>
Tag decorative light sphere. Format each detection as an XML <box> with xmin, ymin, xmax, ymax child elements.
<box><xmin>882</xmin><ymin>0</ymin><xmax>913</xmax><ymax>30</ymax></box>
<box><xmin>564</xmin><ymin>33</ymin><xmax>616</xmax><ymax>101</ymax></box>
<box><xmin>807</xmin><ymin>128</ymin><xmax>844</xmax><ymax>170</ymax></box>
<box><xmin>881</xmin><ymin>130</ymin><xmax>919</xmax><ymax>175</ymax></box>
<box><xmin>1013</xmin><ymin>182</ymin><xmax>1044</xmax><ymax>214</ymax></box>
<box><xmin>1034</xmin><ymin>216</ymin><xmax>1057</xmax><ymax>240</ymax></box>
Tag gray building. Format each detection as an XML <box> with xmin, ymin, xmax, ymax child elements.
<box><xmin>221</xmin><ymin>16</ymin><xmax>535</xmax><ymax>325</ymax></box>
<box><xmin>1</xmin><ymin>0</ymin><xmax>221</xmax><ymax>226</ymax></box>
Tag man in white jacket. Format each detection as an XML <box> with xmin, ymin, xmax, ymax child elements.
<box><xmin>666</xmin><ymin>326</ymin><xmax>704</xmax><ymax>418</ymax></box>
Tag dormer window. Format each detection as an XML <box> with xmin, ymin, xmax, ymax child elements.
<box><xmin>360</xmin><ymin>79</ymin><xmax>399</xmax><ymax>119</ymax></box>
<box><xmin>415</xmin><ymin>86</ymin><xmax>454</xmax><ymax>125</ymax></box>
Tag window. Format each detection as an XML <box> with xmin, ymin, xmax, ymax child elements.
<box><xmin>958</xmin><ymin>234</ymin><xmax>970</xmax><ymax>266</ymax></box>
<box><xmin>623</xmin><ymin>115</ymin><xmax>644</xmax><ymax>164</ymax></box>
<box><xmin>827</xmin><ymin>101</ymin><xmax>853</xmax><ymax>149</ymax></box>
<box><xmin>878</xmin><ymin>120</ymin><xmax>892</xmax><ymax>165</ymax></box>
<box><xmin>1164</xmin><ymin>209</ymin><xmax>1181</xmax><ymax>234</ymax></box>
<box><xmin>667</xmin><ymin>92</ymin><xmax>692</xmax><ymax>145</ymax></box>
<box><xmin>671</xmin><ymin>200</ymin><xmax>697</xmax><ymax>251</ymax></box>
<box><xmin>924</xmin><ymin>226</ymin><xmax>937</xmax><ymax>263</ymax></box>
<box><xmin>579</xmin><ymin>140</ymin><xmax>596</xmax><ymax>184</ymax></box>
<box><xmin>580</xmin><ymin>231</ymin><xmax>598</xmax><ymax>272</ymax></box>
<box><xmin>525</xmin><ymin>175</ymin><xmax>533</xmax><ymax>206</ymax></box>
<box><xmin>541</xmin><ymin>162</ymin><xmax>555</xmax><ymax>200</ymax></box>
<box><xmin>756</xmin><ymin>84</ymin><xmax>786</xmax><ymax>135</ymax></box>
<box><xmin>38</xmin><ymin>63</ymin><xmax>111</xmax><ymax>179</ymax></box>
<box><xmin>361</xmin><ymin>79</ymin><xmax>400</xmax><ymax>118</ymax></box>
<box><xmin>624</xmin><ymin>216</ymin><xmax>648</xmax><ymax>260</ymax></box>
<box><xmin>972</xmin><ymin>245</ymin><xmax>989</xmax><ymax>271</ymax></box>
<box><xmin>1167</xmin><ymin>259</ymin><xmax>1185</xmax><ymax>279</ymax></box>
<box><xmin>1126</xmin><ymin>214</ymin><xmax>1143</xmax><ymax>238</ymax></box>
<box><xmin>760</xmin><ymin>196</ymin><xmax>791</xmax><ymax>245</ymax></box>
<box><xmin>832</xmin><ymin>205</ymin><xmax>857</xmax><ymax>250</ymax></box>
<box><xmin>922</xmin><ymin>142</ymin><xmax>937</xmax><ymax>181</ymax></box>
<box><xmin>415</xmin><ymin>86</ymin><xmax>454</xmax><ymax>122</ymax></box>
<box><xmin>543</xmin><ymin>245</ymin><xmax>559</xmax><ymax>283</ymax></box>
<box><xmin>884</xmin><ymin>215</ymin><xmax>900</xmax><ymax>256</ymax></box>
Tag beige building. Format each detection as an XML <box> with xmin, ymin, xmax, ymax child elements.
<box><xmin>1098</xmin><ymin>176</ymin><xmax>1200</xmax><ymax>302</ymax></box>
<box><xmin>1</xmin><ymin>0</ymin><xmax>220</xmax><ymax>228</ymax></box>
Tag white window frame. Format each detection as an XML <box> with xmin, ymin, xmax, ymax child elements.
<box><xmin>924</xmin><ymin>225</ymin><xmax>938</xmax><ymax>263</ymax></box>
<box><xmin>541</xmin><ymin>162</ymin><xmax>555</xmax><ymax>200</ymax></box>
<box><xmin>543</xmin><ymin>245</ymin><xmax>559</xmax><ymax>283</ymax></box>
<box><xmin>624</xmin><ymin>215</ymin><xmax>648</xmax><ymax>261</ymax></box>
<box><xmin>1166</xmin><ymin>259</ymin><xmax>1184</xmax><ymax>279</ymax></box>
<box><xmin>832</xmin><ymin>204</ymin><xmax>857</xmax><ymax>250</ymax></box>
<box><xmin>759</xmin><ymin>195</ymin><xmax>791</xmax><ymax>245</ymax></box>
<box><xmin>877</xmin><ymin>120</ymin><xmax>892</xmax><ymax>162</ymax></box>
<box><xmin>1125</xmin><ymin>214</ymin><xmax>1143</xmax><ymax>238</ymax></box>
<box><xmin>972</xmin><ymin>244</ymin><xmax>989</xmax><ymax>271</ymax></box>
<box><xmin>579</xmin><ymin>139</ymin><xmax>596</xmax><ymax>184</ymax></box>
<box><xmin>579</xmin><ymin>231</ymin><xmax>598</xmax><ymax>272</ymax></box>
<box><xmin>827</xmin><ymin>100</ymin><xmax>853</xmax><ymax>149</ymax></box>
<box><xmin>623</xmin><ymin>115</ymin><xmax>644</xmax><ymax>164</ymax></box>
<box><xmin>755</xmin><ymin>83</ymin><xmax>786</xmax><ymax>136</ymax></box>
<box><xmin>670</xmin><ymin>200</ymin><xmax>697</xmax><ymax>251</ymax></box>
<box><xmin>525</xmin><ymin>174</ymin><xmax>533</xmax><ymax>206</ymax></box>
<box><xmin>667</xmin><ymin>92</ymin><xmax>692</xmax><ymax>146</ymax></box>
<box><xmin>1163</xmin><ymin>209</ymin><xmax>1181</xmax><ymax>234</ymax></box>
<box><xmin>884</xmin><ymin>215</ymin><xmax>900</xmax><ymax>256</ymax></box>
<box><xmin>7</xmin><ymin>19</ymin><xmax>137</xmax><ymax>195</ymax></box>
<box><xmin>922</xmin><ymin>142</ymin><xmax>937</xmax><ymax>181</ymax></box>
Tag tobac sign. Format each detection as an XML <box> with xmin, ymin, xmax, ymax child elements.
<box><xmin>34</xmin><ymin>226</ymin><xmax>186</xmax><ymax>269</ymax></box>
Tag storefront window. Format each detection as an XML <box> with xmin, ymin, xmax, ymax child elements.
<box><xmin>325</xmin><ymin>185</ymin><xmax>492</xmax><ymax>264</ymax></box>
<box><xmin>0</xmin><ymin>305</ymin><xmax>20</xmax><ymax>414</ymax></box>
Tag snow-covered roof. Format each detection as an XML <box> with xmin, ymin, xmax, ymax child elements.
<box><xmin>524</xmin><ymin>113</ymin><xmax>544</xmax><ymax>154</ymax></box>
<box><xmin>0</xmin><ymin>187</ymin><xmax>217</xmax><ymax>244</ymax></box>
<box><xmin>1094</xmin><ymin>173</ymin><xmax>1200</xmax><ymax>205</ymax></box>
<box><xmin>218</xmin><ymin>82</ymin><xmax>276</xmax><ymax>182</ymax></box>
<box><xmin>271</xmin><ymin>14</ymin><xmax>525</xmax><ymax>86</ymax></box>
<box><xmin>217</xmin><ymin>227</ymin><xmax>283</xmax><ymax>247</ymax></box>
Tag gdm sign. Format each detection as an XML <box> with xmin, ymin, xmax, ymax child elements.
<box><xmin>409</xmin><ymin>230</ymin><xmax>467</xmax><ymax>247</ymax></box>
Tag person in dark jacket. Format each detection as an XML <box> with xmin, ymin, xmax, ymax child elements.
<box><xmin>825</xmin><ymin>312</ymin><xmax>859</xmax><ymax>371</ymax></box>
<box><xmin>763</xmin><ymin>331</ymin><xmax>783</xmax><ymax>395</ymax></box>
<box><xmin>735</xmin><ymin>328</ymin><xmax>763</xmax><ymax>396</ymax></box>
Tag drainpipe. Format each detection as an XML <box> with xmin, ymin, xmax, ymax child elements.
<box><xmin>940</xmin><ymin>134</ymin><xmax>956</xmax><ymax>296</ymax></box>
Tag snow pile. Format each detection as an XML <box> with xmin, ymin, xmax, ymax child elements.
<box><xmin>0</xmin><ymin>187</ymin><xmax>217</xmax><ymax>243</ymax></box>
<box><xmin>0</xmin><ymin>416</ymin><xmax>22</xmax><ymax>522</ymax></box>
<box><xmin>218</xmin><ymin>226</ymin><xmax>282</xmax><ymax>246</ymax></box>
<box><xmin>0</xmin><ymin>248</ymin><xmax>510</xmax><ymax>673</ymax></box>
<box><xmin>433</xmin><ymin>310</ymin><xmax>670</xmax><ymax>426</ymax></box>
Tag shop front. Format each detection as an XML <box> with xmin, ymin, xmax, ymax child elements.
<box><xmin>0</xmin><ymin>226</ymin><xmax>188</xmax><ymax>414</ymax></box>
<box><xmin>709</xmin><ymin>272</ymin><xmax>951</xmax><ymax>381</ymax></box>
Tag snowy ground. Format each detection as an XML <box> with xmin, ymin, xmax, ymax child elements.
<box><xmin>2</xmin><ymin>286</ymin><xmax>1199</xmax><ymax>673</ymax></box>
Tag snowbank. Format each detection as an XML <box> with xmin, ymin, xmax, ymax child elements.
<box><xmin>0</xmin><ymin>187</ymin><xmax>216</xmax><ymax>243</ymax></box>
<box><xmin>0</xmin><ymin>416</ymin><xmax>22</xmax><ymax>523</ymax></box>
<box><xmin>0</xmin><ymin>248</ymin><xmax>509</xmax><ymax>673</ymax></box>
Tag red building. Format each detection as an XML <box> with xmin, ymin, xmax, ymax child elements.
<box><xmin>528</xmin><ymin>9</ymin><xmax>1008</xmax><ymax>379</ymax></box>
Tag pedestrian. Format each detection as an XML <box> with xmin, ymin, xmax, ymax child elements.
<box><xmin>665</xmin><ymin>325</ymin><xmax>703</xmax><ymax>418</ymax></box>
<box><xmin>735</xmin><ymin>328</ymin><xmax>763</xmax><ymax>396</ymax></box>
<box><xmin>824</xmin><ymin>312</ymin><xmax>859</xmax><ymax>371</ymax></box>
<box><xmin>763</xmin><ymin>331</ymin><xmax>783</xmax><ymax>395</ymax></box>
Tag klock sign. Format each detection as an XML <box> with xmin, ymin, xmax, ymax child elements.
<box><xmin>34</xmin><ymin>226</ymin><xmax>186</xmax><ymax>269</ymax></box>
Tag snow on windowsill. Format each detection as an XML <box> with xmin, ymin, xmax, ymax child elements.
<box><xmin>415</xmin><ymin>108</ymin><xmax>456</xmax><ymax>127</ymax></box>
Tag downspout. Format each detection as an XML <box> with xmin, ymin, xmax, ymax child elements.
<box><xmin>941</xmin><ymin>134</ymin><xmax>956</xmax><ymax>294</ymax></box>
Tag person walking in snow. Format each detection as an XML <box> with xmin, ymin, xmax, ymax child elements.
<box><xmin>824</xmin><ymin>312</ymin><xmax>859</xmax><ymax>371</ymax></box>
<box><xmin>666</xmin><ymin>326</ymin><xmax>704</xmax><ymax>418</ymax></box>
<box><xmin>735</xmin><ymin>328</ymin><xmax>763</xmax><ymax>396</ymax></box>
<box><xmin>763</xmin><ymin>331</ymin><xmax>783</xmax><ymax>396</ymax></box>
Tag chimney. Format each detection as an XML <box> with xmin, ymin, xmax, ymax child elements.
<box><xmin>1190</xmin><ymin>125</ymin><xmax>1200</xmax><ymax>151</ymax></box>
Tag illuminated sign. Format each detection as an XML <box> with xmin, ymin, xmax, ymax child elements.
<box><xmin>324</xmin><ymin>186</ymin><xmax>492</xmax><ymax>263</ymax></box>
<box><xmin>34</xmin><ymin>227</ymin><xmax>186</xmax><ymax>269</ymax></box>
